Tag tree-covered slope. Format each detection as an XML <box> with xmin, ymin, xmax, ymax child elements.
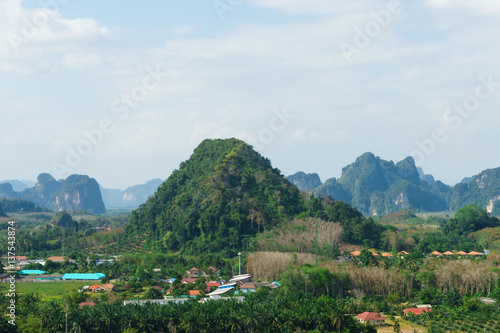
<box><xmin>315</xmin><ymin>153</ymin><xmax>452</xmax><ymax>215</ymax></box>
<box><xmin>126</xmin><ymin>138</ymin><xmax>306</xmax><ymax>254</ymax></box>
<box><xmin>450</xmin><ymin>167</ymin><xmax>500</xmax><ymax>215</ymax></box>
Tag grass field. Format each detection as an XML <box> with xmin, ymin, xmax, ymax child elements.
<box><xmin>379</xmin><ymin>317</ymin><xmax>427</xmax><ymax>333</ymax></box>
<box><xmin>0</xmin><ymin>281</ymin><xmax>84</xmax><ymax>301</ymax></box>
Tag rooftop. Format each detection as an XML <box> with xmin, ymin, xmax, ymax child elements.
<box><xmin>356</xmin><ymin>312</ymin><xmax>387</xmax><ymax>321</ymax></box>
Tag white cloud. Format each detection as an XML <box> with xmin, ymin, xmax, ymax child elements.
<box><xmin>427</xmin><ymin>0</ymin><xmax>500</xmax><ymax>15</ymax></box>
<box><xmin>247</xmin><ymin>0</ymin><xmax>376</xmax><ymax>15</ymax></box>
<box><xmin>62</xmin><ymin>53</ymin><xmax>101</xmax><ymax>70</ymax></box>
<box><xmin>0</xmin><ymin>0</ymin><xmax>111</xmax><ymax>74</ymax></box>
<box><xmin>1</xmin><ymin>0</ymin><xmax>500</xmax><ymax>187</ymax></box>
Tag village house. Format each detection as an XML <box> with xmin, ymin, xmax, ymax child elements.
<box><xmin>188</xmin><ymin>290</ymin><xmax>201</xmax><ymax>296</ymax></box>
<box><xmin>46</xmin><ymin>256</ymin><xmax>75</xmax><ymax>263</ymax></box>
<box><xmin>239</xmin><ymin>282</ymin><xmax>256</xmax><ymax>293</ymax></box>
<box><xmin>206</xmin><ymin>281</ymin><xmax>220</xmax><ymax>292</ymax></box>
<box><xmin>61</xmin><ymin>273</ymin><xmax>106</xmax><ymax>281</ymax></box>
<box><xmin>181</xmin><ymin>278</ymin><xmax>198</xmax><ymax>284</ymax></box>
<box><xmin>355</xmin><ymin>312</ymin><xmax>386</xmax><ymax>326</ymax></box>
<box><xmin>90</xmin><ymin>284</ymin><xmax>103</xmax><ymax>292</ymax></box>
<box><xmin>207</xmin><ymin>266</ymin><xmax>220</xmax><ymax>277</ymax></box>
<box><xmin>99</xmin><ymin>283</ymin><xmax>115</xmax><ymax>292</ymax></box>
<box><xmin>186</xmin><ymin>267</ymin><xmax>205</xmax><ymax>278</ymax></box>
<box><xmin>404</xmin><ymin>308</ymin><xmax>431</xmax><ymax>316</ymax></box>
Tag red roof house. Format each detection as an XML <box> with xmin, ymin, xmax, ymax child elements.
<box><xmin>89</xmin><ymin>284</ymin><xmax>103</xmax><ymax>292</ymax></box>
<box><xmin>355</xmin><ymin>312</ymin><xmax>386</xmax><ymax>326</ymax></box>
<box><xmin>181</xmin><ymin>278</ymin><xmax>198</xmax><ymax>284</ymax></box>
<box><xmin>206</xmin><ymin>281</ymin><xmax>220</xmax><ymax>291</ymax></box>
<box><xmin>404</xmin><ymin>308</ymin><xmax>431</xmax><ymax>316</ymax></box>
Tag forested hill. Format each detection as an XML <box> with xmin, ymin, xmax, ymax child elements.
<box><xmin>126</xmin><ymin>138</ymin><xmax>306</xmax><ymax>254</ymax></box>
<box><xmin>313</xmin><ymin>153</ymin><xmax>451</xmax><ymax>216</ymax></box>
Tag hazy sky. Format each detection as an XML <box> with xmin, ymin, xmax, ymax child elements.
<box><xmin>1</xmin><ymin>0</ymin><xmax>500</xmax><ymax>189</ymax></box>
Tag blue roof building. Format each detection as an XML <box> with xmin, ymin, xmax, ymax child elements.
<box><xmin>61</xmin><ymin>273</ymin><xmax>105</xmax><ymax>280</ymax></box>
<box><xmin>19</xmin><ymin>270</ymin><xmax>47</xmax><ymax>275</ymax></box>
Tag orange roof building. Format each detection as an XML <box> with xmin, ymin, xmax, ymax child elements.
<box><xmin>431</xmin><ymin>251</ymin><xmax>442</xmax><ymax>256</ymax></box>
<box><xmin>188</xmin><ymin>290</ymin><xmax>201</xmax><ymax>296</ymax></box>
<box><xmin>456</xmin><ymin>251</ymin><xmax>467</xmax><ymax>255</ymax></box>
<box><xmin>398</xmin><ymin>251</ymin><xmax>410</xmax><ymax>255</ymax></box>
<box><xmin>381</xmin><ymin>253</ymin><xmax>393</xmax><ymax>258</ymax></box>
<box><xmin>443</xmin><ymin>251</ymin><xmax>455</xmax><ymax>256</ymax></box>
<box><xmin>46</xmin><ymin>256</ymin><xmax>74</xmax><ymax>262</ymax></box>
<box><xmin>355</xmin><ymin>312</ymin><xmax>387</xmax><ymax>326</ymax></box>
<box><xmin>468</xmin><ymin>251</ymin><xmax>482</xmax><ymax>256</ymax></box>
<box><xmin>350</xmin><ymin>251</ymin><xmax>361</xmax><ymax>256</ymax></box>
<box><xmin>2</xmin><ymin>256</ymin><xmax>28</xmax><ymax>260</ymax></box>
<box><xmin>404</xmin><ymin>308</ymin><xmax>431</xmax><ymax>316</ymax></box>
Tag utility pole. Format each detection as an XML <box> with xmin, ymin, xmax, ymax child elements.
<box><xmin>238</xmin><ymin>252</ymin><xmax>241</xmax><ymax>275</ymax></box>
<box><xmin>315</xmin><ymin>222</ymin><xmax>318</xmax><ymax>266</ymax></box>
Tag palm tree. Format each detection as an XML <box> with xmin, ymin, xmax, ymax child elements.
<box><xmin>241</xmin><ymin>305</ymin><xmax>260</xmax><ymax>333</ymax></box>
<box><xmin>330</xmin><ymin>312</ymin><xmax>346</xmax><ymax>333</ymax></box>
<box><xmin>228</xmin><ymin>312</ymin><xmax>242</xmax><ymax>333</ymax></box>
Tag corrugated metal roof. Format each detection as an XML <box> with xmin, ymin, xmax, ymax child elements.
<box><xmin>61</xmin><ymin>273</ymin><xmax>105</xmax><ymax>280</ymax></box>
<box><xmin>19</xmin><ymin>270</ymin><xmax>47</xmax><ymax>275</ymax></box>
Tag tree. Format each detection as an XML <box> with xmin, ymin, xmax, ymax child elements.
<box><xmin>444</xmin><ymin>204</ymin><xmax>499</xmax><ymax>236</ymax></box>
<box><xmin>358</xmin><ymin>249</ymin><xmax>378</xmax><ymax>267</ymax></box>
<box><xmin>393</xmin><ymin>319</ymin><xmax>401</xmax><ymax>333</ymax></box>
<box><xmin>145</xmin><ymin>287</ymin><xmax>163</xmax><ymax>300</ymax></box>
<box><xmin>51</xmin><ymin>211</ymin><xmax>74</xmax><ymax>228</ymax></box>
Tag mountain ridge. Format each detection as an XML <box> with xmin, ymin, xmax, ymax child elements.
<box><xmin>289</xmin><ymin>152</ymin><xmax>498</xmax><ymax>216</ymax></box>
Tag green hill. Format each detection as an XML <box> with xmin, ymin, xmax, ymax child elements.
<box><xmin>450</xmin><ymin>168</ymin><xmax>500</xmax><ymax>215</ymax></box>
<box><xmin>314</xmin><ymin>153</ymin><xmax>452</xmax><ymax>215</ymax></box>
<box><xmin>126</xmin><ymin>138</ymin><xmax>306</xmax><ymax>254</ymax></box>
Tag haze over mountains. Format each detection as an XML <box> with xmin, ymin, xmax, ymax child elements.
<box><xmin>0</xmin><ymin>175</ymin><xmax>163</xmax><ymax>214</ymax></box>
<box><xmin>288</xmin><ymin>152</ymin><xmax>500</xmax><ymax>216</ymax></box>
<box><xmin>1</xmin><ymin>141</ymin><xmax>499</xmax><ymax>217</ymax></box>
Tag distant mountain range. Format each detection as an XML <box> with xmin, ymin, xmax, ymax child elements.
<box><xmin>0</xmin><ymin>179</ymin><xmax>35</xmax><ymax>192</ymax></box>
<box><xmin>288</xmin><ymin>152</ymin><xmax>500</xmax><ymax>216</ymax></box>
<box><xmin>0</xmin><ymin>176</ymin><xmax>162</xmax><ymax>214</ymax></box>
<box><xmin>100</xmin><ymin>179</ymin><xmax>163</xmax><ymax>209</ymax></box>
<box><xmin>2</xmin><ymin>147</ymin><xmax>499</xmax><ymax>217</ymax></box>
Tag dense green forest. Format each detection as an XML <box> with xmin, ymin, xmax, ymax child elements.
<box><xmin>126</xmin><ymin>138</ymin><xmax>306</xmax><ymax>254</ymax></box>
<box><xmin>0</xmin><ymin>197</ymin><xmax>50</xmax><ymax>214</ymax></box>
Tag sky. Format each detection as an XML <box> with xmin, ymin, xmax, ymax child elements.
<box><xmin>1</xmin><ymin>0</ymin><xmax>500</xmax><ymax>190</ymax></box>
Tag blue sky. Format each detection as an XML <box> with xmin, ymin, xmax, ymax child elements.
<box><xmin>1</xmin><ymin>0</ymin><xmax>500</xmax><ymax>189</ymax></box>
